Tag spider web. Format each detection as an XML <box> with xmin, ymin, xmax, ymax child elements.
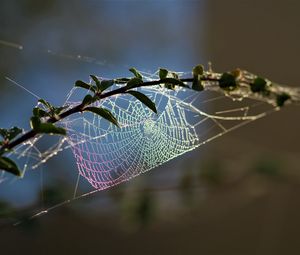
<box><xmin>56</xmin><ymin>70</ymin><xmax>300</xmax><ymax>191</ymax></box>
<box><xmin>0</xmin><ymin>40</ymin><xmax>299</xmax><ymax>225</ymax></box>
<box><xmin>1</xmin><ymin>69</ymin><xmax>299</xmax><ymax>191</ymax></box>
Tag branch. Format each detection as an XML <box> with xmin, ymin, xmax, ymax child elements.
<box><xmin>0</xmin><ymin>65</ymin><xmax>298</xmax><ymax>176</ymax></box>
<box><xmin>0</xmin><ymin>76</ymin><xmax>215</xmax><ymax>154</ymax></box>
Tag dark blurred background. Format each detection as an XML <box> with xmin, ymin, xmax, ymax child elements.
<box><xmin>0</xmin><ymin>0</ymin><xmax>300</xmax><ymax>254</ymax></box>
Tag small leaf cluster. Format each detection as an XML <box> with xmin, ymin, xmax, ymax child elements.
<box><xmin>127</xmin><ymin>68</ymin><xmax>156</xmax><ymax>113</ymax></box>
<box><xmin>248</xmin><ymin>76</ymin><xmax>273</xmax><ymax>99</ymax></box>
<box><xmin>0</xmin><ymin>127</ymin><xmax>23</xmax><ymax>176</ymax></box>
<box><xmin>219</xmin><ymin>72</ymin><xmax>238</xmax><ymax>91</ymax></box>
<box><xmin>0</xmin><ymin>126</ymin><xmax>22</xmax><ymax>146</ymax></box>
<box><xmin>276</xmin><ymin>92</ymin><xmax>291</xmax><ymax>107</ymax></box>
<box><xmin>76</xmin><ymin>76</ymin><xmax>115</xmax><ymax>106</ymax></box>
<box><xmin>158</xmin><ymin>68</ymin><xmax>188</xmax><ymax>90</ymax></box>
<box><xmin>75</xmin><ymin>76</ymin><xmax>115</xmax><ymax>95</ymax></box>
<box><xmin>33</xmin><ymin>99</ymin><xmax>67</xmax><ymax>120</ymax></box>
<box><xmin>126</xmin><ymin>68</ymin><xmax>144</xmax><ymax>89</ymax></box>
<box><xmin>158</xmin><ymin>65</ymin><xmax>205</xmax><ymax>92</ymax></box>
<box><xmin>250</xmin><ymin>77</ymin><xmax>268</xmax><ymax>93</ymax></box>
<box><xmin>218</xmin><ymin>69</ymin><xmax>269</xmax><ymax>93</ymax></box>
<box><xmin>75</xmin><ymin>69</ymin><xmax>158</xmax><ymax>127</ymax></box>
<box><xmin>30</xmin><ymin>117</ymin><xmax>66</xmax><ymax>136</ymax></box>
<box><xmin>75</xmin><ymin>75</ymin><xmax>119</xmax><ymax>126</ymax></box>
<box><xmin>31</xmin><ymin>99</ymin><xmax>67</xmax><ymax>136</ymax></box>
<box><xmin>218</xmin><ymin>70</ymin><xmax>291</xmax><ymax>107</ymax></box>
<box><xmin>249</xmin><ymin>77</ymin><xmax>291</xmax><ymax>107</ymax></box>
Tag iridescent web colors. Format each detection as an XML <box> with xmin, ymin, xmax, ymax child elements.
<box><xmin>65</xmin><ymin>81</ymin><xmax>276</xmax><ymax>190</ymax></box>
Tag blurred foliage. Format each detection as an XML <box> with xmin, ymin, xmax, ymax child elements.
<box><xmin>199</xmin><ymin>159</ymin><xmax>224</xmax><ymax>186</ymax></box>
<box><xmin>179</xmin><ymin>170</ymin><xmax>195</xmax><ymax>205</ymax></box>
<box><xmin>121</xmin><ymin>190</ymin><xmax>155</xmax><ymax>230</ymax></box>
<box><xmin>0</xmin><ymin>200</ymin><xmax>13</xmax><ymax>218</ymax></box>
<box><xmin>0</xmin><ymin>150</ymin><xmax>290</xmax><ymax>232</ymax></box>
<box><xmin>252</xmin><ymin>157</ymin><xmax>282</xmax><ymax>178</ymax></box>
<box><xmin>40</xmin><ymin>182</ymin><xmax>71</xmax><ymax>207</ymax></box>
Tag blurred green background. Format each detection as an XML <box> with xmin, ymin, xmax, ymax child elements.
<box><xmin>1</xmin><ymin>0</ymin><xmax>300</xmax><ymax>254</ymax></box>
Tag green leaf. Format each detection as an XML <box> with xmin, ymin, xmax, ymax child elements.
<box><xmin>192</xmin><ymin>78</ymin><xmax>204</xmax><ymax>91</ymax></box>
<box><xmin>127</xmin><ymin>91</ymin><xmax>157</xmax><ymax>114</ymax></box>
<box><xmin>159</xmin><ymin>68</ymin><xmax>168</xmax><ymax>80</ymax></box>
<box><xmin>38</xmin><ymin>99</ymin><xmax>52</xmax><ymax>109</ymax></box>
<box><xmin>90</xmin><ymin>75</ymin><xmax>114</xmax><ymax>92</ymax></box>
<box><xmin>90</xmin><ymin>75</ymin><xmax>101</xmax><ymax>89</ymax></box>
<box><xmin>84</xmin><ymin>107</ymin><xmax>119</xmax><ymax>127</ymax></box>
<box><xmin>99</xmin><ymin>80</ymin><xmax>114</xmax><ymax>92</ymax></box>
<box><xmin>129</xmin><ymin>68</ymin><xmax>143</xmax><ymax>79</ymax></box>
<box><xmin>250</xmin><ymin>77</ymin><xmax>267</xmax><ymax>93</ymax></box>
<box><xmin>33</xmin><ymin>107</ymin><xmax>49</xmax><ymax>118</ymax></box>
<box><xmin>115</xmin><ymin>77</ymin><xmax>131</xmax><ymax>83</ymax></box>
<box><xmin>38</xmin><ymin>99</ymin><xmax>53</xmax><ymax>110</ymax></box>
<box><xmin>82</xmin><ymin>94</ymin><xmax>95</xmax><ymax>106</ymax></box>
<box><xmin>276</xmin><ymin>93</ymin><xmax>291</xmax><ymax>107</ymax></box>
<box><xmin>30</xmin><ymin>116</ymin><xmax>41</xmax><ymax>130</ymax></box>
<box><xmin>219</xmin><ymin>73</ymin><xmax>237</xmax><ymax>91</ymax></box>
<box><xmin>126</xmin><ymin>77</ymin><xmax>143</xmax><ymax>89</ymax></box>
<box><xmin>0</xmin><ymin>156</ymin><xmax>21</xmax><ymax>176</ymax></box>
<box><xmin>30</xmin><ymin>117</ymin><xmax>66</xmax><ymax>135</ymax></box>
<box><xmin>192</xmin><ymin>64</ymin><xmax>204</xmax><ymax>76</ymax></box>
<box><xmin>38</xmin><ymin>123</ymin><xmax>67</xmax><ymax>135</ymax></box>
<box><xmin>75</xmin><ymin>80</ymin><xmax>97</xmax><ymax>93</ymax></box>
<box><xmin>191</xmin><ymin>65</ymin><xmax>204</xmax><ymax>91</ymax></box>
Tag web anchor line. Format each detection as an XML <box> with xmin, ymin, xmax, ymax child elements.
<box><xmin>0</xmin><ymin>67</ymin><xmax>298</xmax><ymax>227</ymax></box>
